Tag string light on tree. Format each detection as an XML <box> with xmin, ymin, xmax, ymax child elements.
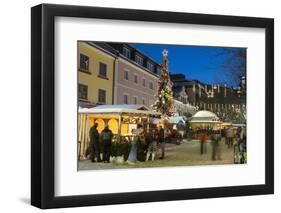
<box><xmin>152</xmin><ymin>49</ymin><xmax>175</xmax><ymax>117</ymax></box>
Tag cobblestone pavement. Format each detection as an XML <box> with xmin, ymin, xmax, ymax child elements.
<box><xmin>78</xmin><ymin>139</ymin><xmax>236</xmax><ymax>171</ymax></box>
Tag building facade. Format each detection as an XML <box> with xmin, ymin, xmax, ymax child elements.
<box><xmin>105</xmin><ymin>43</ymin><xmax>160</xmax><ymax>108</ymax></box>
<box><xmin>78</xmin><ymin>42</ymin><xmax>161</xmax><ymax>108</ymax></box>
<box><xmin>78</xmin><ymin>41</ymin><xmax>116</xmax><ymax>107</ymax></box>
<box><xmin>114</xmin><ymin>57</ymin><xmax>159</xmax><ymax>107</ymax></box>
<box><xmin>171</xmin><ymin>74</ymin><xmax>246</xmax><ymax>122</ymax></box>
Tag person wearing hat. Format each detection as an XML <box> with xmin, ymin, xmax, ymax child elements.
<box><xmin>89</xmin><ymin>123</ymin><xmax>102</xmax><ymax>162</ymax></box>
<box><xmin>100</xmin><ymin>123</ymin><xmax>113</xmax><ymax>163</ymax></box>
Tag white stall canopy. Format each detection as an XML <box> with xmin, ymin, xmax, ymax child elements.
<box><xmin>79</xmin><ymin>104</ymin><xmax>160</xmax><ymax>116</ymax></box>
<box><xmin>190</xmin><ymin>110</ymin><xmax>220</xmax><ymax>123</ymax></box>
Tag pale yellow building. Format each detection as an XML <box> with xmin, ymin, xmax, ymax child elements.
<box><xmin>78</xmin><ymin>41</ymin><xmax>116</xmax><ymax>106</ymax></box>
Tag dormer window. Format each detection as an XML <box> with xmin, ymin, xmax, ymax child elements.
<box><xmin>135</xmin><ymin>54</ymin><xmax>143</xmax><ymax>65</ymax></box>
<box><xmin>147</xmin><ymin>61</ymin><xmax>154</xmax><ymax>72</ymax></box>
<box><xmin>123</xmin><ymin>46</ymin><xmax>131</xmax><ymax>59</ymax></box>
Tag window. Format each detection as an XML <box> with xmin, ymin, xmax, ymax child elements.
<box><xmin>79</xmin><ymin>54</ymin><xmax>89</xmax><ymax>71</ymax></box>
<box><xmin>123</xmin><ymin>47</ymin><xmax>131</xmax><ymax>59</ymax></box>
<box><xmin>142</xmin><ymin>98</ymin><xmax>145</xmax><ymax>105</ymax></box>
<box><xmin>147</xmin><ymin>61</ymin><xmax>154</xmax><ymax>72</ymax></box>
<box><xmin>99</xmin><ymin>62</ymin><xmax>107</xmax><ymax>78</ymax></box>
<box><xmin>149</xmin><ymin>81</ymin><xmax>154</xmax><ymax>90</ymax></box>
<box><xmin>124</xmin><ymin>94</ymin><xmax>129</xmax><ymax>104</ymax></box>
<box><xmin>149</xmin><ymin>99</ymin><xmax>154</xmax><ymax>107</ymax></box>
<box><xmin>78</xmin><ymin>84</ymin><xmax>88</xmax><ymax>100</ymax></box>
<box><xmin>124</xmin><ymin>70</ymin><xmax>129</xmax><ymax>80</ymax></box>
<box><xmin>98</xmin><ymin>89</ymin><xmax>106</xmax><ymax>104</ymax></box>
<box><xmin>134</xmin><ymin>75</ymin><xmax>138</xmax><ymax>84</ymax></box>
<box><xmin>135</xmin><ymin>54</ymin><xmax>143</xmax><ymax>65</ymax></box>
<box><xmin>133</xmin><ymin>96</ymin><xmax>138</xmax><ymax>104</ymax></box>
<box><xmin>157</xmin><ymin>67</ymin><xmax>161</xmax><ymax>74</ymax></box>
<box><xmin>142</xmin><ymin>78</ymin><xmax>146</xmax><ymax>87</ymax></box>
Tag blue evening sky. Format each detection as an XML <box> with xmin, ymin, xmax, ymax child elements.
<box><xmin>132</xmin><ymin>43</ymin><xmax>243</xmax><ymax>87</ymax></box>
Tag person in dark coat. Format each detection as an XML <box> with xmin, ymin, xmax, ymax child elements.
<box><xmin>211</xmin><ymin>128</ymin><xmax>222</xmax><ymax>160</ymax></box>
<box><xmin>239</xmin><ymin>133</ymin><xmax>247</xmax><ymax>164</ymax></box>
<box><xmin>158</xmin><ymin>126</ymin><xmax>166</xmax><ymax>159</ymax></box>
<box><xmin>89</xmin><ymin>123</ymin><xmax>101</xmax><ymax>162</ymax></box>
<box><xmin>146</xmin><ymin>128</ymin><xmax>158</xmax><ymax>161</ymax></box>
<box><xmin>137</xmin><ymin>124</ymin><xmax>146</xmax><ymax>162</ymax></box>
<box><xmin>100</xmin><ymin>124</ymin><xmax>113</xmax><ymax>163</ymax></box>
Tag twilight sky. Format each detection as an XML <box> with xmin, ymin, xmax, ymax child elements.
<box><xmin>132</xmin><ymin>43</ymin><xmax>245</xmax><ymax>87</ymax></box>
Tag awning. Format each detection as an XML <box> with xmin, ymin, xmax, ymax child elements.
<box><xmin>79</xmin><ymin>104</ymin><xmax>161</xmax><ymax>116</ymax></box>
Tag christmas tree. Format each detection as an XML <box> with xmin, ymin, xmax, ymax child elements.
<box><xmin>152</xmin><ymin>49</ymin><xmax>175</xmax><ymax>117</ymax></box>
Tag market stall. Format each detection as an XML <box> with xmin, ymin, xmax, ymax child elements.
<box><xmin>168</xmin><ymin>116</ymin><xmax>186</xmax><ymax>138</ymax></box>
<box><xmin>189</xmin><ymin>110</ymin><xmax>221</xmax><ymax>139</ymax></box>
<box><xmin>78</xmin><ymin>104</ymin><xmax>160</xmax><ymax>158</ymax></box>
<box><xmin>189</xmin><ymin>110</ymin><xmax>221</xmax><ymax>129</ymax></box>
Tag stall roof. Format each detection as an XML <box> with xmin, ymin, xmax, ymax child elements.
<box><xmin>192</xmin><ymin>110</ymin><xmax>218</xmax><ymax>118</ymax></box>
<box><xmin>79</xmin><ymin>104</ymin><xmax>161</xmax><ymax>116</ymax></box>
<box><xmin>169</xmin><ymin>116</ymin><xmax>186</xmax><ymax>125</ymax></box>
<box><xmin>151</xmin><ymin>116</ymin><xmax>186</xmax><ymax>124</ymax></box>
<box><xmin>232</xmin><ymin>123</ymin><xmax>246</xmax><ymax>127</ymax></box>
<box><xmin>189</xmin><ymin>120</ymin><xmax>221</xmax><ymax>124</ymax></box>
<box><xmin>190</xmin><ymin>110</ymin><xmax>220</xmax><ymax>123</ymax></box>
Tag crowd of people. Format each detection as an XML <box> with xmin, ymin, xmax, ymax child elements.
<box><xmin>89</xmin><ymin>123</ymin><xmax>114</xmax><ymax>163</ymax></box>
<box><xmin>88</xmin><ymin>122</ymin><xmax>247</xmax><ymax>164</ymax></box>
<box><xmin>198</xmin><ymin>126</ymin><xmax>247</xmax><ymax>163</ymax></box>
<box><xmin>88</xmin><ymin>123</ymin><xmax>174</xmax><ymax>164</ymax></box>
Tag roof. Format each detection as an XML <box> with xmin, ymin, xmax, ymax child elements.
<box><xmin>86</xmin><ymin>41</ymin><xmax>118</xmax><ymax>57</ymax></box>
<box><xmin>193</xmin><ymin>110</ymin><xmax>218</xmax><ymax>118</ymax></box>
<box><xmin>93</xmin><ymin>42</ymin><xmax>161</xmax><ymax>77</ymax></box>
<box><xmin>168</xmin><ymin>116</ymin><xmax>186</xmax><ymax>124</ymax></box>
<box><xmin>190</xmin><ymin>110</ymin><xmax>220</xmax><ymax>123</ymax></box>
<box><xmin>93</xmin><ymin>104</ymin><xmax>150</xmax><ymax>111</ymax></box>
<box><xmin>174</xmin><ymin>100</ymin><xmax>196</xmax><ymax>109</ymax></box>
<box><xmin>79</xmin><ymin>104</ymin><xmax>160</xmax><ymax>116</ymax></box>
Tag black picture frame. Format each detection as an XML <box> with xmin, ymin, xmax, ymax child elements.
<box><xmin>31</xmin><ymin>3</ymin><xmax>274</xmax><ymax>209</ymax></box>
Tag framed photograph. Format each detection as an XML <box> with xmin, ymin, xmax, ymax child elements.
<box><xmin>31</xmin><ymin>4</ymin><xmax>274</xmax><ymax>209</ymax></box>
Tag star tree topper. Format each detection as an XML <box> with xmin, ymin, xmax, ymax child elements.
<box><xmin>162</xmin><ymin>49</ymin><xmax>168</xmax><ymax>57</ymax></box>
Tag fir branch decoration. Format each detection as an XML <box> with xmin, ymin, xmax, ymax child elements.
<box><xmin>152</xmin><ymin>49</ymin><xmax>175</xmax><ymax>117</ymax></box>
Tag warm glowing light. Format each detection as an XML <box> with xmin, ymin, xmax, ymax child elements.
<box><xmin>95</xmin><ymin>118</ymin><xmax>105</xmax><ymax>133</ymax></box>
<box><xmin>108</xmin><ymin>119</ymin><xmax>118</xmax><ymax>134</ymax></box>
